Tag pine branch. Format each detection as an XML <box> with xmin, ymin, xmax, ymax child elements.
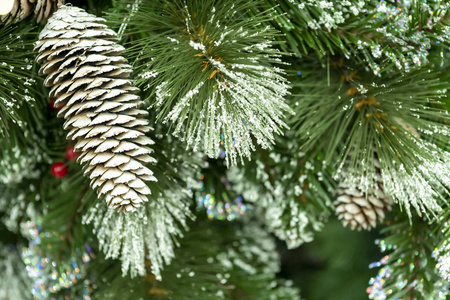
<box><xmin>368</xmin><ymin>210</ymin><xmax>445</xmax><ymax>299</ymax></box>
<box><xmin>68</xmin><ymin>217</ymin><xmax>301</xmax><ymax>299</ymax></box>
<box><xmin>256</xmin><ymin>0</ymin><xmax>375</xmax><ymax>59</ymax></box>
<box><xmin>228</xmin><ymin>133</ymin><xmax>334</xmax><ymax>249</ymax></box>
<box><xmin>259</xmin><ymin>0</ymin><xmax>450</xmax><ymax>74</ymax></box>
<box><xmin>106</xmin><ymin>0</ymin><xmax>291</xmax><ymax>166</ymax></box>
<box><xmin>289</xmin><ymin>61</ymin><xmax>450</xmax><ymax>217</ymax></box>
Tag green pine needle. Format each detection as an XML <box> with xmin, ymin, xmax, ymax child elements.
<box><xmin>0</xmin><ymin>24</ymin><xmax>37</xmax><ymax>136</ymax></box>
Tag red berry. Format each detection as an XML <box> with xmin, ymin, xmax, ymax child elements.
<box><xmin>65</xmin><ymin>145</ymin><xmax>79</xmax><ymax>161</ymax></box>
<box><xmin>51</xmin><ymin>162</ymin><xmax>68</xmax><ymax>178</ymax></box>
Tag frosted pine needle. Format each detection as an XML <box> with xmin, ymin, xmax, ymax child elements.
<box><xmin>336</xmin><ymin>131</ymin><xmax>450</xmax><ymax>218</ymax></box>
<box><xmin>81</xmin><ymin>125</ymin><xmax>205</xmax><ymax>278</ymax></box>
<box><xmin>83</xmin><ymin>189</ymin><xmax>193</xmax><ymax>279</ymax></box>
<box><xmin>121</xmin><ymin>0</ymin><xmax>291</xmax><ymax>165</ymax></box>
<box><xmin>0</xmin><ymin>25</ymin><xmax>36</xmax><ymax>135</ymax></box>
<box><xmin>292</xmin><ymin>67</ymin><xmax>450</xmax><ymax>219</ymax></box>
<box><xmin>434</xmin><ymin>241</ymin><xmax>450</xmax><ymax>282</ymax></box>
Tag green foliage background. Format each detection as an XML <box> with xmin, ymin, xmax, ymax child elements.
<box><xmin>2</xmin><ymin>0</ymin><xmax>450</xmax><ymax>299</ymax></box>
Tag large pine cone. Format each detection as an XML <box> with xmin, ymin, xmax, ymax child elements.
<box><xmin>34</xmin><ymin>5</ymin><xmax>156</xmax><ymax>212</ymax></box>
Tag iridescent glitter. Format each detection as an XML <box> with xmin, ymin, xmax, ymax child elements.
<box><xmin>367</xmin><ymin>264</ymin><xmax>393</xmax><ymax>299</ymax></box>
<box><xmin>20</xmin><ymin>220</ymin><xmax>94</xmax><ymax>300</ymax></box>
<box><xmin>433</xmin><ymin>222</ymin><xmax>450</xmax><ymax>285</ymax></box>
<box><xmin>368</xmin><ymin>239</ymin><xmax>449</xmax><ymax>299</ymax></box>
<box><xmin>194</xmin><ymin>173</ymin><xmax>247</xmax><ymax>221</ymax></box>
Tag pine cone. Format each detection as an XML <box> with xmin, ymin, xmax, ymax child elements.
<box><xmin>334</xmin><ymin>159</ymin><xmax>392</xmax><ymax>231</ymax></box>
<box><xmin>34</xmin><ymin>5</ymin><xmax>156</xmax><ymax>212</ymax></box>
<box><xmin>34</xmin><ymin>0</ymin><xmax>64</xmax><ymax>23</ymax></box>
<box><xmin>1</xmin><ymin>0</ymin><xmax>63</xmax><ymax>24</ymax></box>
<box><xmin>1</xmin><ymin>0</ymin><xmax>33</xmax><ymax>24</ymax></box>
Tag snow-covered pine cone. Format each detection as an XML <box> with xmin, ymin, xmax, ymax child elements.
<box><xmin>34</xmin><ymin>5</ymin><xmax>156</xmax><ymax>212</ymax></box>
<box><xmin>334</xmin><ymin>159</ymin><xmax>392</xmax><ymax>231</ymax></box>
<box><xmin>1</xmin><ymin>0</ymin><xmax>64</xmax><ymax>24</ymax></box>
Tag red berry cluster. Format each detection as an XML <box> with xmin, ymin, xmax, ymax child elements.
<box><xmin>51</xmin><ymin>145</ymin><xmax>79</xmax><ymax>178</ymax></box>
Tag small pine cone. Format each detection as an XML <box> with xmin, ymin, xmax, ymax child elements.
<box><xmin>335</xmin><ymin>157</ymin><xmax>392</xmax><ymax>231</ymax></box>
<box><xmin>0</xmin><ymin>0</ymin><xmax>63</xmax><ymax>24</ymax></box>
<box><xmin>34</xmin><ymin>5</ymin><xmax>156</xmax><ymax>212</ymax></box>
<box><xmin>335</xmin><ymin>187</ymin><xmax>391</xmax><ymax>230</ymax></box>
